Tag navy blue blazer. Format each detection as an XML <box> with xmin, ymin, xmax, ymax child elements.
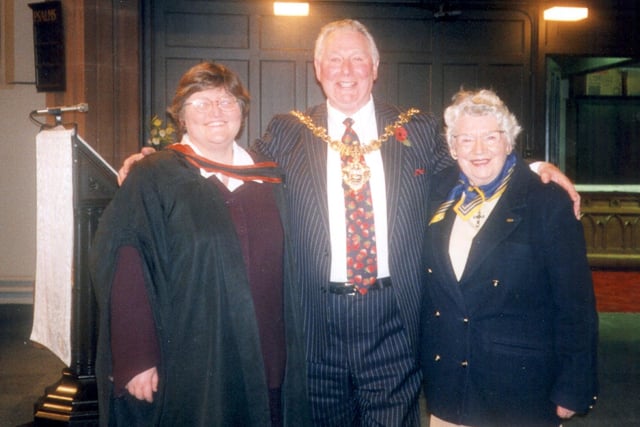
<box><xmin>253</xmin><ymin>100</ymin><xmax>452</xmax><ymax>358</ymax></box>
<box><xmin>420</xmin><ymin>160</ymin><xmax>598</xmax><ymax>426</ymax></box>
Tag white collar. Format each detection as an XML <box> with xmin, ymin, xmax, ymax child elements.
<box><xmin>180</xmin><ymin>135</ymin><xmax>254</xmax><ymax>167</ymax></box>
<box><xmin>326</xmin><ymin>97</ymin><xmax>376</xmax><ymax>143</ymax></box>
<box><xmin>180</xmin><ymin>135</ymin><xmax>258</xmax><ymax>188</ymax></box>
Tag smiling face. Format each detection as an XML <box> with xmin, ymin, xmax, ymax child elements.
<box><xmin>450</xmin><ymin>113</ymin><xmax>512</xmax><ymax>186</ymax></box>
<box><xmin>181</xmin><ymin>87</ymin><xmax>242</xmax><ymax>157</ymax></box>
<box><xmin>314</xmin><ymin>29</ymin><xmax>379</xmax><ymax>116</ymax></box>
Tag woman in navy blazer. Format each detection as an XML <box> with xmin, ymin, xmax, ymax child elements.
<box><xmin>420</xmin><ymin>89</ymin><xmax>598</xmax><ymax>427</ymax></box>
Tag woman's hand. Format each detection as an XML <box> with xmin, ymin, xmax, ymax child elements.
<box><xmin>556</xmin><ymin>405</ymin><xmax>576</xmax><ymax>419</ymax></box>
<box><xmin>126</xmin><ymin>366</ymin><xmax>159</xmax><ymax>402</ymax></box>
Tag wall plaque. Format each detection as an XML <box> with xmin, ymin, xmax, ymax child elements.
<box><xmin>29</xmin><ymin>1</ymin><xmax>65</xmax><ymax>92</ymax></box>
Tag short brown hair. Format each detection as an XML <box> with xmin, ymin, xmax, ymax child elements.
<box><xmin>167</xmin><ymin>61</ymin><xmax>250</xmax><ymax>140</ymax></box>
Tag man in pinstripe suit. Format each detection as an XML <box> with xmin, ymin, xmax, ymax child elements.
<box><xmin>118</xmin><ymin>19</ymin><xmax>579</xmax><ymax>427</ymax></box>
<box><xmin>253</xmin><ymin>20</ymin><xmax>449</xmax><ymax>425</ymax></box>
<box><xmin>252</xmin><ymin>19</ymin><xmax>580</xmax><ymax>427</ymax></box>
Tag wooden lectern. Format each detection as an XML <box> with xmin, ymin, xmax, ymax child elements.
<box><xmin>31</xmin><ymin>128</ymin><xmax>117</xmax><ymax>426</ymax></box>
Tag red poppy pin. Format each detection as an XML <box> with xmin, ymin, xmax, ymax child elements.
<box><xmin>394</xmin><ymin>126</ymin><xmax>411</xmax><ymax>147</ymax></box>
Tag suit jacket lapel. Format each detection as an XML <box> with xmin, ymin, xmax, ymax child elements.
<box><xmin>377</xmin><ymin>103</ymin><xmax>403</xmax><ymax>237</ymax></box>
<box><xmin>431</xmin><ymin>212</ymin><xmax>467</xmax><ymax>306</ymax></box>
<box><xmin>428</xmin><ymin>166</ymin><xmax>466</xmax><ymax>306</ymax></box>
<box><xmin>305</xmin><ymin>104</ymin><xmax>331</xmax><ymax>236</ymax></box>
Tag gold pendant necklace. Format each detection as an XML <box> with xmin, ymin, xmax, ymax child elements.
<box><xmin>342</xmin><ymin>158</ymin><xmax>370</xmax><ymax>192</ymax></box>
<box><xmin>290</xmin><ymin>108</ymin><xmax>419</xmax><ymax>190</ymax></box>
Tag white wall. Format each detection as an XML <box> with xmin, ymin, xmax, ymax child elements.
<box><xmin>0</xmin><ymin>1</ymin><xmax>45</xmax><ymax>303</ymax></box>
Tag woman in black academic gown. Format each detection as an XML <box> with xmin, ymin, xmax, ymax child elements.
<box><xmin>90</xmin><ymin>61</ymin><xmax>309</xmax><ymax>426</ymax></box>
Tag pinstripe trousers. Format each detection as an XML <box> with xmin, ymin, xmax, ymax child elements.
<box><xmin>307</xmin><ymin>286</ymin><xmax>422</xmax><ymax>426</ymax></box>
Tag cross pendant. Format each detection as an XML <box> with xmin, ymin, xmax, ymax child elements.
<box><xmin>473</xmin><ymin>210</ymin><xmax>485</xmax><ymax>228</ymax></box>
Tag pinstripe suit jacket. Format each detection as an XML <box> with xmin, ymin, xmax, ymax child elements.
<box><xmin>253</xmin><ymin>100</ymin><xmax>452</xmax><ymax>358</ymax></box>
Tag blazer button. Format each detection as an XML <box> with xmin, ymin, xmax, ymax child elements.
<box><xmin>435</xmin><ymin>310</ymin><xmax>441</xmax><ymax>317</ymax></box>
<box><xmin>427</xmin><ymin>268</ymin><xmax>433</xmax><ymax>274</ymax></box>
<box><xmin>463</xmin><ymin>317</ymin><xmax>469</xmax><ymax>324</ymax></box>
<box><xmin>461</xmin><ymin>360</ymin><xmax>469</xmax><ymax>367</ymax></box>
<box><xmin>492</xmin><ymin>279</ymin><xmax>500</xmax><ymax>287</ymax></box>
<box><xmin>434</xmin><ymin>354</ymin><xmax>441</xmax><ymax>361</ymax></box>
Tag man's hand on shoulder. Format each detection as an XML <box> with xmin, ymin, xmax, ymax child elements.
<box><xmin>532</xmin><ymin>161</ymin><xmax>581</xmax><ymax>219</ymax></box>
<box><xmin>117</xmin><ymin>147</ymin><xmax>156</xmax><ymax>186</ymax></box>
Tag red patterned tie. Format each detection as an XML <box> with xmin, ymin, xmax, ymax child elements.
<box><xmin>341</xmin><ymin>118</ymin><xmax>377</xmax><ymax>295</ymax></box>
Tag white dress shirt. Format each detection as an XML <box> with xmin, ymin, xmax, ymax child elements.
<box><xmin>326</xmin><ymin>97</ymin><xmax>390</xmax><ymax>282</ymax></box>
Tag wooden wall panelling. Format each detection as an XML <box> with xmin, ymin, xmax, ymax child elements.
<box><xmin>397</xmin><ymin>63</ymin><xmax>433</xmax><ymax>112</ymax></box>
<box><xmin>440</xmin><ymin>63</ymin><xmax>480</xmax><ymax>105</ymax></box>
<box><xmin>48</xmin><ymin>0</ymin><xmax>140</xmax><ymax>169</ymax></box>
<box><xmin>150</xmin><ymin>2</ymin><xmax>260</xmax><ymax>146</ymax></box>
<box><xmin>581</xmin><ymin>193</ymin><xmax>640</xmax><ymax>269</ymax></box>
<box><xmin>113</xmin><ymin>0</ymin><xmax>142</xmax><ymax>169</ymax></box>
<box><xmin>165</xmin><ymin>12</ymin><xmax>250</xmax><ymax>49</ymax></box>
<box><xmin>47</xmin><ymin>0</ymin><xmax>89</xmax><ymax>140</ymax></box>
<box><xmin>147</xmin><ymin>1</ymin><xmax>534</xmax><ymax>153</ymax></box>
<box><xmin>432</xmin><ymin>9</ymin><xmax>532</xmax><ymax>154</ymax></box>
<box><xmin>260</xmin><ymin>60</ymin><xmax>297</xmax><ymax>144</ymax></box>
<box><xmin>305</xmin><ymin>61</ymin><xmax>325</xmax><ymax>116</ymax></box>
<box><xmin>92</xmin><ymin>0</ymin><xmax>116</xmax><ymax>164</ymax></box>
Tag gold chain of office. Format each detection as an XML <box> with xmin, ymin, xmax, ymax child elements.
<box><xmin>290</xmin><ymin>108</ymin><xmax>420</xmax><ymax>158</ymax></box>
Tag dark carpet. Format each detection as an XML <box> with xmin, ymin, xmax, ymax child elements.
<box><xmin>1</xmin><ymin>305</ymin><xmax>638</xmax><ymax>426</ymax></box>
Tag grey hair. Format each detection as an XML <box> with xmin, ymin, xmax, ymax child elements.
<box><xmin>444</xmin><ymin>89</ymin><xmax>521</xmax><ymax>150</ymax></box>
<box><xmin>314</xmin><ymin>19</ymin><xmax>380</xmax><ymax>65</ymax></box>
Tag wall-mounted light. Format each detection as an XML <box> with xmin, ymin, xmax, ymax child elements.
<box><xmin>274</xmin><ymin>2</ymin><xmax>309</xmax><ymax>17</ymax></box>
<box><xmin>544</xmin><ymin>6</ymin><xmax>589</xmax><ymax>21</ymax></box>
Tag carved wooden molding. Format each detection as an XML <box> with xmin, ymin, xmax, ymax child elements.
<box><xmin>581</xmin><ymin>192</ymin><xmax>640</xmax><ymax>268</ymax></box>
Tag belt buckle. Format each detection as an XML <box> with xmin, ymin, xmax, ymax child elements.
<box><xmin>342</xmin><ymin>283</ymin><xmax>358</xmax><ymax>296</ymax></box>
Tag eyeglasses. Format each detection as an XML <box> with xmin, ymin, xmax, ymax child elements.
<box><xmin>184</xmin><ymin>97</ymin><xmax>239</xmax><ymax>113</ymax></box>
<box><xmin>452</xmin><ymin>130</ymin><xmax>505</xmax><ymax>148</ymax></box>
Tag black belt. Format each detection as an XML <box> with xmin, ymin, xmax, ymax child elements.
<box><xmin>325</xmin><ymin>277</ymin><xmax>392</xmax><ymax>296</ymax></box>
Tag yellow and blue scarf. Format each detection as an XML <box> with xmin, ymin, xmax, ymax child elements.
<box><xmin>429</xmin><ymin>153</ymin><xmax>516</xmax><ymax>225</ymax></box>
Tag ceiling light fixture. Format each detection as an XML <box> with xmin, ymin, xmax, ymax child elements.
<box><xmin>274</xmin><ymin>2</ymin><xmax>309</xmax><ymax>17</ymax></box>
<box><xmin>544</xmin><ymin>6</ymin><xmax>589</xmax><ymax>21</ymax></box>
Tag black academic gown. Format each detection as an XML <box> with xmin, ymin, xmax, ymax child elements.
<box><xmin>90</xmin><ymin>149</ymin><xmax>310</xmax><ymax>426</ymax></box>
